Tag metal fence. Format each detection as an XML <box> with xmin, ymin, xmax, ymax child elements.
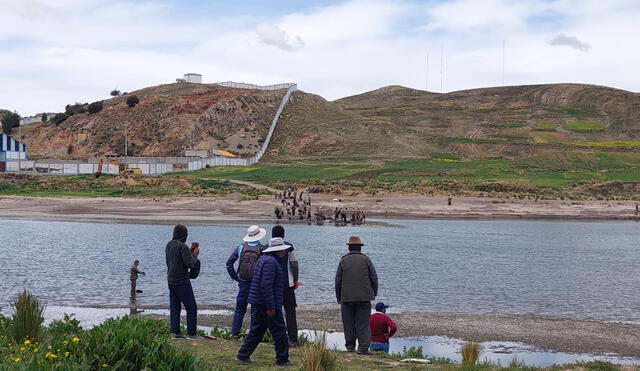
<box><xmin>215</xmin><ymin>81</ymin><xmax>295</xmax><ymax>91</ymax></box>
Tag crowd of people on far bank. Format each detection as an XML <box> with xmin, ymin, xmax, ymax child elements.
<box><xmin>130</xmin><ymin>223</ymin><xmax>396</xmax><ymax>367</ymax></box>
<box><xmin>273</xmin><ymin>187</ymin><xmax>367</xmax><ymax>226</ymax></box>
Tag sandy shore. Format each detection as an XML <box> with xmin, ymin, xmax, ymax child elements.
<box><xmin>140</xmin><ymin>305</ymin><xmax>640</xmax><ymax>357</ymax></box>
<box><xmin>1</xmin><ymin>193</ymin><xmax>639</xmax><ymax>224</ymax></box>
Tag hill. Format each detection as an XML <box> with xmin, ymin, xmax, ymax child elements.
<box><xmin>20</xmin><ymin>83</ymin><xmax>287</xmax><ymax>158</ymax></box>
<box><xmin>264</xmin><ymin>83</ymin><xmax>640</xmax><ymax>163</ymax></box>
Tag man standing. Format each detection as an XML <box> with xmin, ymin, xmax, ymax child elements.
<box><xmin>270</xmin><ymin>225</ymin><xmax>301</xmax><ymax>347</ymax></box>
<box><xmin>335</xmin><ymin>236</ymin><xmax>378</xmax><ymax>355</ymax></box>
<box><xmin>165</xmin><ymin>224</ymin><xmax>202</xmax><ymax>340</ymax></box>
<box><xmin>237</xmin><ymin>238</ymin><xmax>293</xmax><ymax>366</ymax></box>
<box><xmin>227</xmin><ymin>225</ymin><xmax>266</xmax><ymax>339</ymax></box>
<box><xmin>369</xmin><ymin>302</ymin><xmax>397</xmax><ymax>353</ymax></box>
<box><xmin>130</xmin><ymin>260</ymin><xmax>145</xmax><ymax>301</ymax></box>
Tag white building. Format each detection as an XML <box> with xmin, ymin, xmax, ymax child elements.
<box><xmin>0</xmin><ymin>133</ymin><xmax>27</xmax><ymax>168</ymax></box>
<box><xmin>183</xmin><ymin>73</ymin><xmax>202</xmax><ymax>83</ymax></box>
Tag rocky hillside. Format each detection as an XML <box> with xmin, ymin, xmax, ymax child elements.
<box><xmin>264</xmin><ymin>83</ymin><xmax>640</xmax><ymax>163</ymax></box>
<box><xmin>21</xmin><ymin>83</ymin><xmax>287</xmax><ymax>158</ymax></box>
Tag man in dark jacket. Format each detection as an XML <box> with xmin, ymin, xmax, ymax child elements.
<box><xmin>335</xmin><ymin>235</ymin><xmax>378</xmax><ymax>354</ymax></box>
<box><xmin>165</xmin><ymin>224</ymin><xmax>202</xmax><ymax>340</ymax></box>
<box><xmin>237</xmin><ymin>238</ymin><xmax>292</xmax><ymax>366</ymax></box>
<box><xmin>226</xmin><ymin>225</ymin><xmax>266</xmax><ymax>339</ymax></box>
<box><xmin>268</xmin><ymin>225</ymin><xmax>301</xmax><ymax>347</ymax></box>
<box><xmin>130</xmin><ymin>260</ymin><xmax>145</xmax><ymax>301</ymax></box>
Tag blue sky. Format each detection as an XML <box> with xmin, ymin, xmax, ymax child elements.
<box><xmin>2</xmin><ymin>0</ymin><xmax>640</xmax><ymax>115</ymax></box>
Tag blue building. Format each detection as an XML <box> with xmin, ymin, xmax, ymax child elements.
<box><xmin>0</xmin><ymin>133</ymin><xmax>27</xmax><ymax>168</ymax></box>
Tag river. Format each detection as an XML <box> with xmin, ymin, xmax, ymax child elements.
<box><xmin>1</xmin><ymin>218</ymin><xmax>639</xmax><ymax>323</ymax></box>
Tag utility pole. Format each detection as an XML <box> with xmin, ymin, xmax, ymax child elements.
<box><xmin>426</xmin><ymin>52</ymin><xmax>429</xmax><ymax>91</ymax></box>
<box><xmin>502</xmin><ymin>39</ymin><xmax>506</xmax><ymax>86</ymax></box>
<box><xmin>440</xmin><ymin>44</ymin><xmax>444</xmax><ymax>93</ymax></box>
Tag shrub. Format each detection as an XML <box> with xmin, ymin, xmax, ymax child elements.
<box><xmin>10</xmin><ymin>290</ymin><xmax>45</xmax><ymax>344</ymax></box>
<box><xmin>82</xmin><ymin>316</ymin><xmax>200</xmax><ymax>370</ymax></box>
<box><xmin>47</xmin><ymin>314</ymin><xmax>83</xmax><ymax>340</ymax></box>
<box><xmin>1</xmin><ymin>111</ymin><xmax>20</xmax><ymax>134</ymax></box>
<box><xmin>399</xmin><ymin>345</ymin><xmax>424</xmax><ymax>358</ymax></box>
<box><xmin>461</xmin><ymin>341</ymin><xmax>480</xmax><ymax>365</ymax></box>
<box><xmin>52</xmin><ymin>113</ymin><xmax>69</xmax><ymax>125</ymax></box>
<box><xmin>67</xmin><ymin>144</ymin><xmax>74</xmax><ymax>155</ymax></box>
<box><xmin>65</xmin><ymin>103</ymin><xmax>87</xmax><ymax>116</ymax></box>
<box><xmin>301</xmin><ymin>331</ymin><xmax>337</xmax><ymax>371</ymax></box>
<box><xmin>110</xmin><ymin>89</ymin><xmax>121</xmax><ymax>97</ymax></box>
<box><xmin>88</xmin><ymin>101</ymin><xmax>103</xmax><ymax>114</ymax></box>
<box><xmin>126</xmin><ymin>95</ymin><xmax>140</xmax><ymax>107</ymax></box>
<box><xmin>40</xmin><ymin>113</ymin><xmax>47</xmax><ymax>122</ymax></box>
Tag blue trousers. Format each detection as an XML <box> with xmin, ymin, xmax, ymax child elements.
<box><xmin>371</xmin><ymin>342</ymin><xmax>390</xmax><ymax>353</ymax></box>
<box><xmin>168</xmin><ymin>282</ymin><xmax>197</xmax><ymax>336</ymax></box>
<box><xmin>232</xmin><ymin>280</ymin><xmax>252</xmax><ymax>335</ymax></box>
<box><xmin>237</xmin><ymin>305</ymin><xmax>289</xmax><ymax>365</ymax></box>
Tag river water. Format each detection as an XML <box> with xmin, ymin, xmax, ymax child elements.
<box><xmin>1</xmin><ymin>218</ymin><xmax>639</xmax><ymax>323</ymax></box>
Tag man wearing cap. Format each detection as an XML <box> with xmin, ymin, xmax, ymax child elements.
<box><xmin>227</xmin><ymin>225</ymin><xmax>266</xmax><ymax>339</ymax></box>
<box><xmin>370</xmin><ymin>302</ymin><xmax>397</xmax><ymax>353</ymax></box>
<box><xmin>335</xmin><ymin>236</ymin><xmax>379</xmax><ymax>355</ymax></box>
<box><xmin>268</xmin><ymin>225</ymin><xmax>301</xmax><ymax>347</ymax></box>
<box><xmin>237</xmin><ymin>237</ymin><xmax>293</xmax><ymax>366</ymax></box>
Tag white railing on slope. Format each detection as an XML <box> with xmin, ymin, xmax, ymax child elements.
<box><xmin>188</xmin><ymin>82</ymin><xmax>297</xmax><ymax>170</ymax></box>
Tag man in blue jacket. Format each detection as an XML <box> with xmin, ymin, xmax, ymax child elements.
<box><xmin>226</xmin><ymin>225</ymin><xmax>266</xmax><ymax>339</ymax></box>
<box><xmin>237</xmin><ymin>237</ymin><xmax>293</xmax><ymax>367</ymax></box>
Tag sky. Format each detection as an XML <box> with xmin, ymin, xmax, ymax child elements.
<box><xmin>2</xmin><ymin>0</ymin><xmax>639</xmax><ymax>115</ymax></box>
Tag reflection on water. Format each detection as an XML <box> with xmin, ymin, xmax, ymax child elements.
<box><xmin>2</xmin><ymin>218</ymin><xmax>640</xmax><ymax>322</ymax></box>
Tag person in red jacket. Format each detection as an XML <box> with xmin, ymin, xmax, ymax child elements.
<box><xmin>369</xmin><ymin>302</ymin><xmax>397</xmax><ymax>353</ymax></box>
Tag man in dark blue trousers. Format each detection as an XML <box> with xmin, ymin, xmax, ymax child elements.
<box><xmin>237</xmin><ymin>237</ymin><xmax>293</xmax><ymax>366</ymax></box>
<box><xmin>226</xmin><ymin>225</ymin><xmax>266</xmax><ymax>339</ymax></box>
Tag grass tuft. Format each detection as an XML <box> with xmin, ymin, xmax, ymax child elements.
<box><xmin>461</xmin><ymin>341</ymin><xmax>480</xmax><ymax>365</ymax></box>
<box><xmin>301</xmin><ymin>331</ymin><xmax>338</xmax><ymax>371</ymax></box>
<box><xmin>10</xmin><ymin>289</ymin><xmax>45</xmax><ymax>344</ymax></box>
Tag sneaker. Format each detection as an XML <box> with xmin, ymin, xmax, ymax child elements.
<box><xmin>346</xmin><ymin>348</ymin><xmax>356</xmax><ymax>353</ymax></box>
<box><xmin>230</xmin><ymin>334</ymin><xmax>242</xmax><ymax>340</ymax></box>
<box><xmin>276</xmin><ymin>361</ymin><xmax>295</xmax><ymax>367</ymax></box>
<box><xmin>171</xmin><ymin>333</ymin><xmax>186</xmax><ymax>339</ymax></box>
<box><xmin>186</xmin><ymin>335</ymin><xmax>205</xmax><ymax>341</ymax></box>
<box><xmin>237</xmin><ymin>357</ymin><xmax>251</xmax><ymax>364</ymax></box>
<box><xmin>357</xmin><ymin>350</ymin><xmax>374</xmax><ymax>356</ymax></box>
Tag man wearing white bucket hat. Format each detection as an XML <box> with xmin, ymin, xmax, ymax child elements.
<box><xmin>226</xmin><ymin>225</ymin><xmax>267</xmax><ymax>339</ymax></box>
<box><xmin>237</xmin><ymin>237</ymin><xmax>293</xmax><ymax>366</ymax></box>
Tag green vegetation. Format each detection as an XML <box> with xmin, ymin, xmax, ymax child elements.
<box><xmin>126</xmin><ymin>95</ymin><xmax>140</xmax><ymax>107</ymax></box>
<box><xmin>573</xmin><ymin>141</ymin><xmax>640</xmax><ymax>148</ymax></box>
<box><xmin>51</xmin><ymin>113</ymin><xmax>69</xmax><ymax>125</ymax></box>
<box><xmin>564</xmin><ymin>121</ymin><xmax>605</xmax><ymax>132</ymax></box>
<box><xmin>88</xmin><ymin>101</ymin><xmax>103</xmax><ymax>114</ymax></box>
<box><xmin>10</xmin><ymin>290</ymin><xmax>45</xmax><ymax>344</ymax></box>
<box><xmin>534</xmin><ymin>121</ymin><xmax>556</xmax><ymax>131</ymax></box>
<box><xmin>1</xmin><ymin>111</ymin><xmax>20</xmax><ymax>134</ymax></box>
<box><xmin>461</xmin><ymin>342</ymin><xmax>480</xmax><ymax>365</ymax></box>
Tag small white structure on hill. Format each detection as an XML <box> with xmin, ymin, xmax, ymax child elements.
<box><xmin>183</xmin><ymin>73</ymin><xmax>202</xmax><ymax>83</ymax></box>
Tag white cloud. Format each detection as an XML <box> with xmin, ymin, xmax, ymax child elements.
<box><xmin>0</xmin><ymin>0</ymin><xmax>51</xmax><ymax>17</ymax></box>
<box><xmin>255</xmin><ymin>23</ymin><xmax>304</xmax><ymax>51</ymax></box>
<box><xmin>548</xmin><ymin>34</ymin><xmax>590</xmax><ymax>52</ymax></box>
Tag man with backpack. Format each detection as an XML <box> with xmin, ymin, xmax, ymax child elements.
<box><xmin>227</xmin><ymin>225</ymin><xmax>266</xmax><ymax>339</ymax></box>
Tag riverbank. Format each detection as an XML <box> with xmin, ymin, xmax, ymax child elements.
<box><xmin>1</xmin><ymin>194</ymin><xmax>639</xmax><ymax>224</ymax></box>
<box><xmin>137</xmin><ymin>305</ymin><xmax>640</xmax><ymax>357</ymax></box>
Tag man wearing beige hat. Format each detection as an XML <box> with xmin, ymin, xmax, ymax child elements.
<box><xmin>335</xmin><ymin>236</ymin><xmax>378</xmax><ymax>355</ymax></box>
<box><xmin>226</xmin><ymin>225</ymin><xmax>266</xmax><ymax>339</ymax></box>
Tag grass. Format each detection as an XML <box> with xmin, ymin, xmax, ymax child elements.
<box><xmin>10</xmin><ymin>290</ymin><xmax>45</xmax><ymax>344</ymax></box>
<box><xmin>461</xmin><ymin>342</ymin><xmax>480</xmax><ymax>365</ymax></box>
<box><xmin>564</xmin><ymin>121</ymin><xmax>605</xmax><ymax>132</ymax></box>
<box><xmin>300</xmin><ymin>331</ymin><xmax>337</xmax><ymax>371</ymax></box>
<box><xmin>572</xmin><ymin>141</ymin><xmax>640</xmax><ymax>147</ymax></box>
<box><xmin>534</xmin><ymin>121</ymin><xmax>557</xmax><ymax>131</ymax></box>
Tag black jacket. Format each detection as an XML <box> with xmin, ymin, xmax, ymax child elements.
<box><xmin>165</xmin><ymin>225</ymin><xmax>199</xmax><ymax>285</ymax></box>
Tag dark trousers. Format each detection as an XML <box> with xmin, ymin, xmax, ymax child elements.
<box><xmin>283</xmin><ymin>287</ymin><xmax>298</xmax><ymax>343</ymax></box>
<box><xmin>340</xmin><ymin>301</ymin><xmax>371</xmax><ymax>352</ymax></box>
<box><xmin>130</xmin><ymin>279</ymin><xmax>136</xmax><ymax>300</ymax></box>
<box><xmin>237</xmin><ymin>305</ymin><xmax>289</xmax><ymax>365</ymax></box>
<box><xmin>168</xmin><ymin>281</ymin><xmax>197</xmax><ymax>336</ymax></box>
<box><xmin>232</xmin><ymin>280</ymin><xmax>252</xmax><ymax>335</ymax></box>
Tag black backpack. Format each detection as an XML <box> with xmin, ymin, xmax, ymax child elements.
<box><xmin>237</xmin><ymin>243</ymin><xmax>262</xmax><ymax>281</ymax></box>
